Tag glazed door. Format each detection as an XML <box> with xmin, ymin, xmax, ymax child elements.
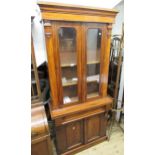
<box><xmin>82</xmin><ymin>23</ymin><xmax>106</xmax><ymax>101</ymax></box>
<box><xmin>53</xmin><ymin>22</ymin><xmax>107</xmax><ymax>106</ymax></box>
<box><xmin>54</xmin><ymin>22</ymin><xmax>82</xmax><ymax>106</ymax></box>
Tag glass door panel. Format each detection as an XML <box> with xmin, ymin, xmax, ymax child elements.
<box><xmin>86</xmin><ymin>28</ymin><xmax>101</xmax><ymax>99</ymax></box>
<box><xmin>58</xmin><ymin>27</ymin><xmax>78</xmax><ymax>104</ymax></box>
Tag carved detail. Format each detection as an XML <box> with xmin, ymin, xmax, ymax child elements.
<box><xmin>45</xmin><ymin>32</ymin><xmax>52</xmax><ymax>38</ymax></box>
<box><xmin>107</xmin><ymin>24</ymin><xmax>112</xmax><ymax>38</ymax></box>
<box><xmin>43</xmin><ymin>20</ymin><xmax>52</xmax><ymax>26</ymax></box>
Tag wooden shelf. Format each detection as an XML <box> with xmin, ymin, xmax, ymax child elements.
<box><xmin>87</xmin><ymin>60</ymin><xmax>99</xmax><ymax>65</ymax></box>
<box><xmin>63</xmin><ymin>96</ymin><xmax>78</xmax><ymax>104</ymax></box>
<box><xmin>31</xmin><ymin>95</ymin><xmax>39</xmax><ymax>100</ymax></box>
<box><xmin>60</xmin><ymin>51</ymin><xmax>100</xmax><ymax>67</ymax></box>
<box><xmin>61</xmin><ymin>61</ymin><xmax>100</xmax><ymax>67</ymax></box>
<box><xmin>31</xmin><ymin>79</ymin><xmax>36</xmax><ymax>84</ymax></box>
<box><xmin>61</xmin><ymin>63</ymin><xmax>77</xmax><ymax>67</ymax></box>
<box><xmin>87</xmin><ymin>75</ymin><xmax>99</xmax><ymax>83</ymax></box>
<box><xmin>62</xmin><ymin>80</ymin><xmax>77</xmax><ymax>87</ymax></box>
<box><xmin>62</xmin><ymin>75</ymin><xmax>99</xmax><ymax>87</ymax></box>
<box><xmin>87</xmin><ymin>92</ymin><xmax>99</xmax><ymax>99</ymax></box>
<box><xmin>87</xmin><ymin>79</ymin><xmax>99</xmax><ymax>83</ymax></box>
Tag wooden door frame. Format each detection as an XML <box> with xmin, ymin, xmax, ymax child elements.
<box><xmin>81</xmin><ymin>23</ymin><xmax>107</xmax><ymax>102</ymax></box>
<box><xmin>52</xmin><ymin>21</ymin><xmax>83</xmax><ymax>108</ymax></box>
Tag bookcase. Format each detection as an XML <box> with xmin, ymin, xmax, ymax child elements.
<box><xmin>38</xmin><ymin>2</ymin><xmax>118</xmax><ymax>154</ymax></box>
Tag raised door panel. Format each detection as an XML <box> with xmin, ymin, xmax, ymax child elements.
<box><xmin>66</xmin><ymin>120</ymin><xmax>83</xmax><ymax>149</ymax></box>
<box><xmin>85</xmin><ymin>113</ymin><xmax>107</xmax><ymax>143</ymax></box>
<box><xmin>85</xmin><ymin>115</ymin><xmax>100</xmax><ymax>142</ymax></box>
<box><xmin>56</xmin><ymin>120</ymin><xmax>84</xmax><ymax>154</ymax></box>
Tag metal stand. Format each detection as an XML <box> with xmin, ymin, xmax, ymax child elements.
<box><xmin>107</xmin><ymin>24</ymin><xmax>124</xmax><ymax>141</ymax></box>
<box><xmin>107</xmin><ymin>103</ymin><xmax>124</xmax><ymax>141</ymax></box>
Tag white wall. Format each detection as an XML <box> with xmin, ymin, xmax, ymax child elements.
<box><xmin>31</xmin><ymin>5</ymin><xmax>47</xmax><ymax>67</ymax></box>
<box><xmin>37</xmin><ymin>0</ymin><xmax>122</xmax><ymax>9</ymax></box>
<box><xmin>112</xmin><ymin>0</ymin><xmax>124</xmax><ymax>35</ymax></box>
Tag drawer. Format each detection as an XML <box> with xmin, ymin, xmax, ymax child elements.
<box><xmin>31</xmin><ymin>105</ymin><xmax>49</xmax><ymax>139</ymax></box>
<box><xmin>55</xmin><ymin>107</ymin><xmax>105</xmax><ymax>126</ymax></box>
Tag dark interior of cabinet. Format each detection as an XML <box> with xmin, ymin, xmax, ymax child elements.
<box><xmin>31</xmin><ymin>53</ymin><xmax>41</xmax><ymax>101</ymax></box>
<box><xmin>31</xmin><ymin>61</ymin><xmax>50</xmax><ymax>103</ymax></box>
<box><xmin>61</xmin><ymin>66</ymin><xmax>77</xmax><ymax>79</ymax></box>
<box><xmin>86</xmin><ymin>28</ymin><xmax>101</xmax><ymax>98</ymax></box>
<box><xmin>58</xmin><ymin>27</ymin><xmax>78</xmax><ymax>104</ymax></box>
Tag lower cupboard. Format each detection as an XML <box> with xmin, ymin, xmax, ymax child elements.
<box><xmin>55</xmin><ymin>112</ymin><xmax>108</xmax><ymax>155</ymax></box>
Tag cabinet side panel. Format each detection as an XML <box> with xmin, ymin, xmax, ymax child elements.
<box><xmin>32</xmin><ymin>138</ymin><xmax>51</xmax><ymax>155</ymax></box>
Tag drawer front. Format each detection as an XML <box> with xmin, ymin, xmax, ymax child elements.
<box><xmin>55</xmin><ymin>107</ymin><xmax>105</xmax><ymax>126</ymax></box>
<box><xmin>56</xmin><ymin>120</ymin><xmax>84</xmax><ymax>154</ymax></box>
<box><xmin>85</xmin><ymin>113</ymin><xmax>107</xmax><ymax>143</ymax></box>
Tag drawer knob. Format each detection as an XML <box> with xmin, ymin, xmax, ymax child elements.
<box><xmin>72</xmin><ymin>126</ymin><xmax>76</xmax><ymax>130</ymax></box>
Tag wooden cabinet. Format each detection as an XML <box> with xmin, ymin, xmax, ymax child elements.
<box><xmin>38</xmin><ymin>2</ymin><xmax>117</xmax><ymax>155</ymax></box>
<box><xmin>32</xmin><ymin>136</ymin><xmax>52</xmax><ymax>155</ymax></box>
<box><xmin>31</xmin><ymin>104</ymin><xmax>53</xmax><ymax>155</ymax></box>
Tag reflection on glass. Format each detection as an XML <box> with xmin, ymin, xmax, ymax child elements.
<box><xmin>58</xmin><ymin>27</ymin><xmax>78</xmax><ymax>104</ymax></box>
<box><xmin>86</xmin><ymin>28</ymin><xmax>101</xmax><ymax>98</ymax></box>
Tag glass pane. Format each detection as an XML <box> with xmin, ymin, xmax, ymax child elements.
<box><xmin>58</xmin><ymin>27</ymin><xmax>78</xmax><ymax>104</ymax></box>
<box><xmin>86</xmin><ymin>28</ymin><xmax>101</xmax><ymax>98</ymax></box>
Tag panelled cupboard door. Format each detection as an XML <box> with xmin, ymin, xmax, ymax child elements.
<box><xmin>84</xmin><ymin>113</ymin><xmax>107</xmax><ymax>143</ymax></box>
<box><xmin>56</xmin><ymin>120</ymin><xmax>84</xmax><ymax>154</ymax></box>
<box><xmin>53</xmin><ymin>22</ymin><xmax>82</xmax><ymax>106</ymax></box>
